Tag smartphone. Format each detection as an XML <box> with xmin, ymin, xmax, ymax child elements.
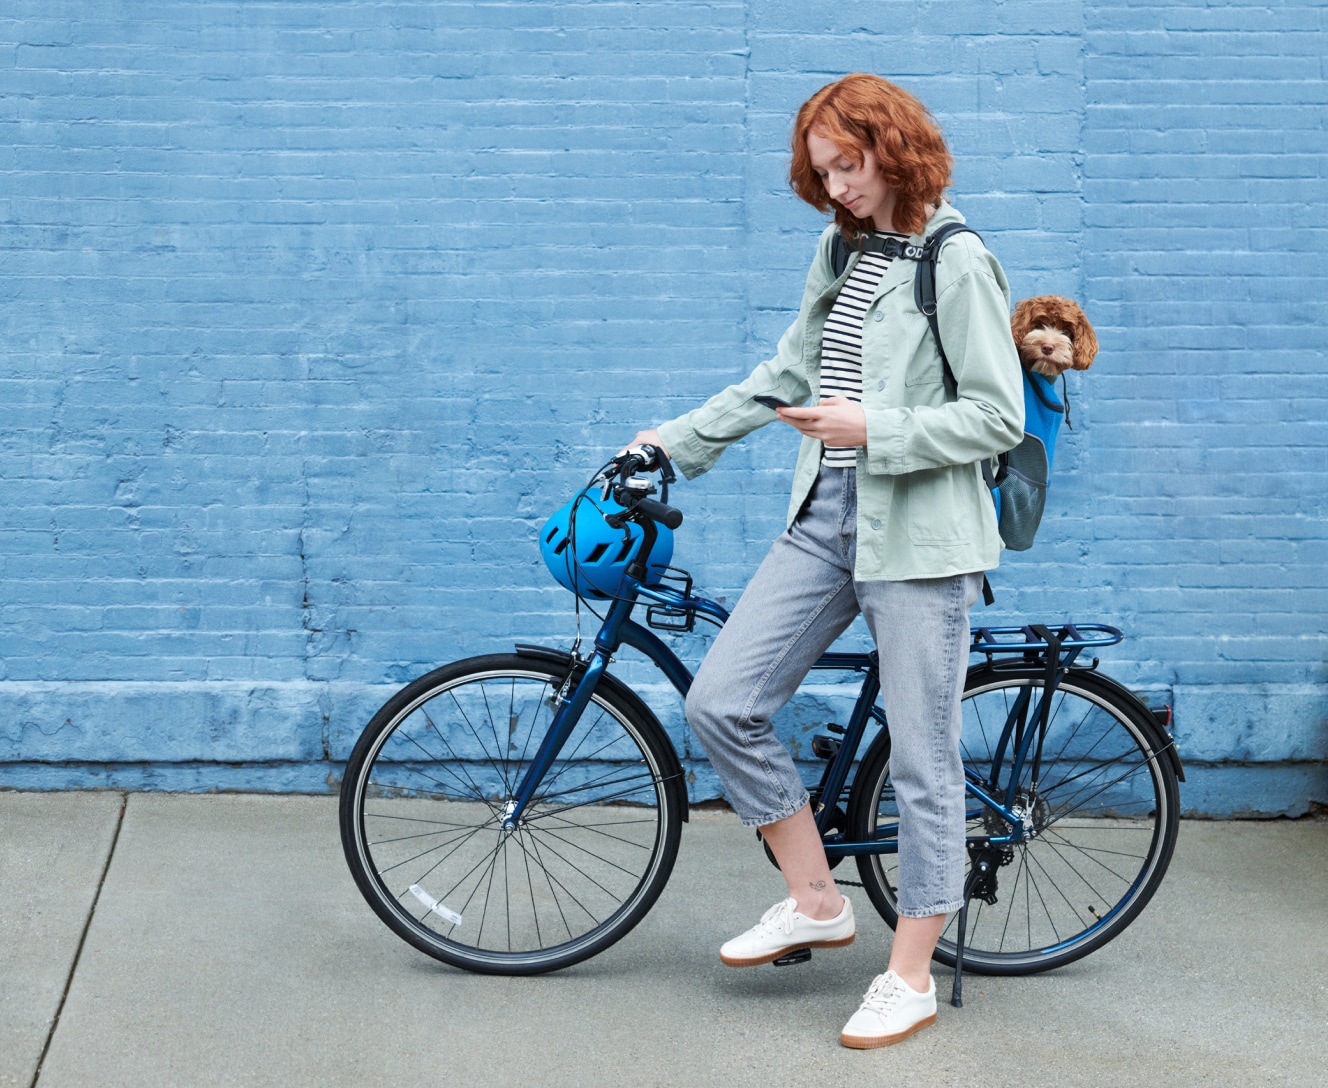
<box><xmin>753</xmin><ymin>394</ymin><xmax>795</xmax><ymax>411</ymax></box>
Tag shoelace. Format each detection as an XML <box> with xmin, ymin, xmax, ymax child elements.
<box><xmin>858</xmin><ymin>972</ymin><xmax>906</xmax><ymax>1014</ymax></box>
<box><xmin>754</xmin><ymin>897</ymin><xmax>797</xmax><ymax>936</ymax></box>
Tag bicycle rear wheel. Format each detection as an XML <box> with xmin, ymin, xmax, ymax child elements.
<box><xmin>849</xmin><ymin>666</ymin><xmax>1180</xmax><ymax>975</ymax></box>
<box><xmin>339</xmin><ymin>653</ymin><xmax>684</xmax><ymax>974</ymax></box>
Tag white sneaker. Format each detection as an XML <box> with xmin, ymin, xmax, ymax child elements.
<box><xmin>839</xmin><ymin>970</ymin><xmax>937</xmax><ymax>1049</ymax></box>
<box><xmin>719</xmin><ymin>896</ymin><xmax>855</xmax><ymax>967</ymax></box>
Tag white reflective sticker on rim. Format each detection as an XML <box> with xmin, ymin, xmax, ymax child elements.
<box><xmin>408</xmin><ymin>883</ymin><xmax>463</xmax><ymax>926</ymax></box>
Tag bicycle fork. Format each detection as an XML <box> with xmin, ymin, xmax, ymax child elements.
<box><xmin>500</xmin><ymin>645</ymin><xmax>610</xmax><ymax>830</ymax></box>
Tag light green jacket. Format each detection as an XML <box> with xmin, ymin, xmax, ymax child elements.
<box><xmin>656</xmin><ymin>202</ymin><xmax>1025</xmax><ymax>582</ymax></box>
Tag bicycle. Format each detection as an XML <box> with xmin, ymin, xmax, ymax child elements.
<box><xmin>339</xmin><ymin>448</ymin><xmax>1182</xmax><ymax>1005</ymax></box>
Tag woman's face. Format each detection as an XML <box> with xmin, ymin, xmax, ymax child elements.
<box><xmin>806</xmin><ymin>129</ymin><xmax>897</xmax><ymax>232</ymax></box>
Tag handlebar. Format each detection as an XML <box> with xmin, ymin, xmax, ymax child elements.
<box><xmin>611</xmin><ymin>444</ymin><xmax>676</xmax><ymax>488</ymax></box>
<box><xmin>634</xmin><ymin>497</ymin><xmax>684</xmax><ymax>530</ymax></box>
<box><xmin>597</xmin><ymin>445</ymin><xmax>684</xmax><ymax>531</ymax></box>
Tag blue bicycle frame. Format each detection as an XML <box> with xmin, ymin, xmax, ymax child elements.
<box><xmin>501</xmin><ymin>568</ymin><xmax>1125</xmax><ymax>857</ymax></box>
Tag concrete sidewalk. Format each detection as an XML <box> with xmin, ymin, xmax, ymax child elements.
<box><xmin>2</xmin><ymin>793</ymin><xmax>1325</xmax><ymax>1088</ymax></box>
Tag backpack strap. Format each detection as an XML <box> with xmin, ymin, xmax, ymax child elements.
<box><xmin>831</xmin><ymin>230</ymin><xmax>930</xmax><ymax>279</ymax></box>
<box><xmin>830</xmin><ymin>231</ymin><xmax>852</xmax><ymax>279</ymax></box>
<box><xmin>913</xmin><ymin>222</ymin><xmax>980</xmax><ymax>392</ymax></box>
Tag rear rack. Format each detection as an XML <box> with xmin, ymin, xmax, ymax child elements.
<box><xmin>970</xmin><ymin>623</ymin><xmax>1123</xmax><ymax>657</ymax></box>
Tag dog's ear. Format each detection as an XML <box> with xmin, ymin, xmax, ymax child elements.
<box><xmin>1071</xmin><ymin>307</ymin><xmax>1099</xmax><ymax>370</ymax></box>
<box><xmin>1009</xmin><ymin>298</ymin><xmax>1035</xmax><ymax>349</ymax></box>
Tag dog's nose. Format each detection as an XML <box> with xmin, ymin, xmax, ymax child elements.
<box><xmin>1040</xmin><ymin>344</ymin><xmax>1053</xmax><ymax>355</ymax></box>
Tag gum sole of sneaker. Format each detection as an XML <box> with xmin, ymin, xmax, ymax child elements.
<box><xmin>719</xmin><ymin>934</ymin><xmax>855</xmax><ymax>968</ymax></box>
<box><xmin>839</xmin><ymin>1013</ymin><xmax>937</xmax><ymax>1050</ymax></box>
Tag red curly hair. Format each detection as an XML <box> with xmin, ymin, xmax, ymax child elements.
<box><xmin>789</xmin><ymin>74</ymin><xmax>952</xmax><ymax>238</ymax></box>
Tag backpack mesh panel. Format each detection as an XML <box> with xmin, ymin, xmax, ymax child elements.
<box><xmin>996</xmin><ymin>436</ymin><xmax>1048</xmax><ymax>551</ymax></box>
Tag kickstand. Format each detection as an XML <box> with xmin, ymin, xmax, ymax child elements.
<box><xmin>950</xmin><ymin>865</ymin><xmax>982</xmax><ymax>1008</ymax></box>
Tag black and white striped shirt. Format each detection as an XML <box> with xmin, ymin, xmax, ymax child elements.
<box><xmin>819</xmin><ymin>232</ymin><xmax>905</xmax><ymax>468</ymax></box>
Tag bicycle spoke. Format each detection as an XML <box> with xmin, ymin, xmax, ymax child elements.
<box><xmin>361</xmin><ymin>810</ymin><xmax>477</xmax><ymax>829</ymax></box>
<box><xmin>376</xmin><ymin>822</ymin><xmax>489</xmax><ymax>876</ymax></box>
<box><xmin>517</xmin><ymin>827</ymin><xmax>600</xmax><ymax>930</ymax></box>
<box><xmin>372</xmin><ymin>736</ymin><xmax>492</xmax><ymax>806</ymax></box>
<box><xmin>996</xmin><ymin>846</ymin><xmax>1027</xmax><ymax>952</ymax></box>
<box><xmin>520</xmin><ymin>827</ymin><xmax>630</xmax><ymax>902</ymax></box>
<box><xmin>1025</xmin><ymin>842</ymin><xmax>1095</xmax><ymax>932</ymax></box>
<box><xmin>1019</xmin><ymin>850</ymin><xmax>1062</xmax><ymax>945</ymax></box>
<box><xmin>520</xmin><ymin>830</ymin><xmax>543</xmax><ymax>950</ymax></box>
<box><xmin>459</xmin><ymin>835</ymin><xmax>508</xmax><ymax>947</ymax></box>
<box><xmin>515</xmin><ymin>828</ymin><xmax>575</xmax><ymax>941</ymax></box>
<box><xmin>525</xmin><ymin>771</ymin><xmax>668</xmax><ymax>821</ymax></box>
<box><xmin>1034</xmin><ymin>832</ymin><xmax>1120</xmax><ymax>905</ymax></box>
<box><xmin>1040</xmin><ymin>830</ymin><xmax>1147</xmax><ymax>860</ymax></box>
<box><xmin>423</xmin><ymin>705</ymin><xmax>503</xmax><ymax>806</ymax></box>
<box><xmin>533</xmin><ymin>824</ymin><xmax>649</xmax><ymax>880</ymax></box>
<box><xmin>535</xmin><ymin>814</ymin><xmax>655</xmax><ymax>850</ymax></box>
<box><xmin>368</xmin><ymin>825</ymin><xmax>488</xmax><ymax>848</ymax></box>
<box><xmin>477</xmin><ymin>681</ymin><xmax>516</xmax><ymax>797</ymax></box>
<box><xmin>1043</xmin><ymin>757</ymin><xmax>1158</xmax><ymax>827</ymax></box>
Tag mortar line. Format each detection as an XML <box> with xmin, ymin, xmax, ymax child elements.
<box><xmin>29</xmin><ymin>790</ymin><xmax>129</xmax><ymax>1088</ymax></box>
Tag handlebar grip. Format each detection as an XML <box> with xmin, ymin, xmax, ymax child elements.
<box><xmin>634</xmin><ymin>497</ymin><xmax>683</xmax><ymax>530</ymax></box>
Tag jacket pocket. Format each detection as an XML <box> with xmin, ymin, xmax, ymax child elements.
<box><xmin>901</xmin><ymin>467</ymin><xmax>972</xmax><ymax>545</ymax></box>
<box><xmin>900</xmin><ymin>323</ymin><xmax>948</xmax><ymax>389</ymax></box>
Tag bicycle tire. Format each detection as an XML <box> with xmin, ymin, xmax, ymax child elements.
<box><xmin>339</xmin><ymin>653</ymin><xmax>685</xmax><ymax>975</ymax></box>
<box><xmin>848</xmin><ymin>666</ymin><xmax>1180</xmax><ymax>975</ymax></box>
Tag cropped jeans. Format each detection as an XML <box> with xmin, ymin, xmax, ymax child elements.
<box><xmin>685</xmin><ymin>465</ymin><xmax>982</xmax><ymax>917</ymax></box>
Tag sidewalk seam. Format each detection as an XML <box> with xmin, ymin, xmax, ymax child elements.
<box><xmin>29</xmin><ymin>790</ymin><xmax>128</xmax><ymax>1088</ymax></box>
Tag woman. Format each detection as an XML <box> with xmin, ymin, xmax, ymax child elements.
<box><xmin>629</xmin><ymin>74</ymin><xmax>1023</xmax><ymax>1048</ymax></box>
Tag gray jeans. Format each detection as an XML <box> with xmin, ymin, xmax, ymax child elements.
<box><xmin>686</xmin><ymin>466</ymin><xmax>982</xmax><ymax>917</ymax></box>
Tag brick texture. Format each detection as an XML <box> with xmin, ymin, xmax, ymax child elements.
<box><xmin>0</xmin><ymin>1</ymin><xmax>1324</xmax><ymax>814</ymax></box>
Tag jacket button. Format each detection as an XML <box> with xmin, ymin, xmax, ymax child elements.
<box><xmin>876</xmin><ymin>379</ymin><xmax>885</xmax><ymax>391</ymax></box>
<box><xmin>873</xmin><ymin>311</ymin><xmax>884</xmax><ymax>322</ymax></box>
<box><xmin>871</xmin><ymin>518</ymin><xmax>882</xmax><ymax>531</ymax></box>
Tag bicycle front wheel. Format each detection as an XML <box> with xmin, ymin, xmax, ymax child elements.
<box><xmin>339</xmin><ymin>653</ymin><xmax>684</xmax><ymax>974</ymax></box>
<box><xmin>850</xmin><ymin>667</ymin><xmax>1180</xmax><ymax>975</ymax></box>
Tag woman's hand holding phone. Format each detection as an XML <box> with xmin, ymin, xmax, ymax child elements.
<box><xmin>771</xmin><ymin>397</ymin><xmax>868</xmax><ymax>449</ymax></box>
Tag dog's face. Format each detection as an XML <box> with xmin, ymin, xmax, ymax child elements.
<box><xmin>1010</xmin><ymin>296</ymin><xmax>1099</xmax><ymax>378</ymax></box>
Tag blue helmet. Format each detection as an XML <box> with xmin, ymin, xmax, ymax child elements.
<box><xmin>540</xmin><ymin>487</ymin><xmax>674</xmax><ymax>599</ymax></box>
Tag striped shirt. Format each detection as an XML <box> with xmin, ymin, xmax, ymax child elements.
<box><xmin>819</xmin><ymin>232</ymin><xmax>905</xmax><ymax>468</ymax></box>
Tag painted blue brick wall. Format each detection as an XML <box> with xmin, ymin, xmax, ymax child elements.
<box><xmin>0</xmin><ymin>1</ymin><xmax>1324</xmax><ymax>816</ymax></box>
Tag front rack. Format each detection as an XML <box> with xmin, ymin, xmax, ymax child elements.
<box><xmin>644</xmin><ymin>568</ymin><xmax>697</xmax><ymax>633</ymax></box>
<box><xmin>970</xmin><ymin>623</ymin><xmax>1123</xmax><ymax>657</ymax></box>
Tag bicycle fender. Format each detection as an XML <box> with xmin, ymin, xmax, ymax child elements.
<box><xmin>514</xmin><ymin>643</ymin><xmax>690</xmax><ymax>820</ymax></box>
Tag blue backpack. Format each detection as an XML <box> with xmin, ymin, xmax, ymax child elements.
<box><xmin>830</xmin><ymin>224</ymin><xmax>1064</xmax><ymax>555</ymax></box>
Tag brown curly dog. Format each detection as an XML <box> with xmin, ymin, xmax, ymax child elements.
<box><xmin>1010</xmin><ymin>295</ymin><xmax>1099</xmax><ymax>379</ymax></box>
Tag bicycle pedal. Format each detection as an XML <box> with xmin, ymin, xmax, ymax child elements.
<box><xmin>772</xmin><ymin>948</ymin><xmax>812</xmax><ymax>967</ymax></box>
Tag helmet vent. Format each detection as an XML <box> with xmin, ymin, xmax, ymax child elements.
<box><xmin>614</xmin><ymin>538</ymin><xmax>634</xmax><ymax>563</ymax></box>
<box><xmin>585</xmin><ymin>542</ymin><xmax>609</xmax><ymax>563</ymax></box>
<box><xmin>544</xmin><ymin>526</ymin><xmax>559</xmax><ymax>543</ymax></box>
<box><xmin>552</xmin><ymin>539</ymin><xmax>569</xmax><ymax>555</ymax></box>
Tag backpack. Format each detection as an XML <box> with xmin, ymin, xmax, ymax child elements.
<box><xmin>830</xmin><ymin>223</ymin><xmax>1064</xmax><ymax>556</ymax></box>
